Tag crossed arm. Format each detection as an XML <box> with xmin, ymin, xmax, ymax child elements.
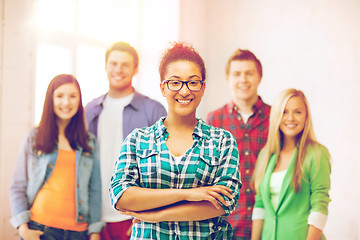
<box><xmin>111</xmin><ymin>130</ymin><xmax>241</xmax><ymax>223</ymax></box>
<box><xmin>116</xmin><ymin>185</ymin><xmax>233</xmax><ymax>223</ymax></box>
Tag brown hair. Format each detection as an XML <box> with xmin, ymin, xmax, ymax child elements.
<box><xmin>36</xmin><ymin>74</ymin><xmax>91</xmax><ymax>153</ymax></box>
<box><xmin>225</xmin><ymin>49</ymin><xmax>262</xmax><ymax>78</ymax></box>
<box><xmin>105</xmin><ymin>41</ymin><xmax>139</xmax><ymax>68</ymax></box>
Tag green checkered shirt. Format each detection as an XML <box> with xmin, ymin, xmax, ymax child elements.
<box><xmin>110</xmin><ymin>118</ymin><xmax>242</xmax><ymax>239</ymax></box>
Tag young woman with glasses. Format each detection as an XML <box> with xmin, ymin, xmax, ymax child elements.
<box><xmin>109</xmin><ymin>42</ymin><xmax>242</xmax><ymax>239</ymax></box>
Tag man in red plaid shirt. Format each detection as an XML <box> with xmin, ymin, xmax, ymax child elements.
<box><xmin>206</xmin><ymin>49</ymin><xmax>270</xmax><ymax>240</ymax></box>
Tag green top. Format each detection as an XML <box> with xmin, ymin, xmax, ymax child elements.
<box><xmin>254</xmin><ymin>143</ymin><xmax>331</xmax><ymax>240</ymax></box>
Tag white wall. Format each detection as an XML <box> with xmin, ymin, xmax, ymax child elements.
<box><xmin>180</xmin><ymin>0</ymin><xmax>360</xmax><ymax>239</ymax></box>
<box><xmin>0</xmin><ymin>0</ymin><xmax>37</xmax><ymax>238</ymax></box>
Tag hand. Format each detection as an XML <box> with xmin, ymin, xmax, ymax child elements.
<box><xmin>89</xmin><ymin>233</ymin><xmax>100</xmax><ymax>240</ymax></box>
<box><xmin>18</xmin><ymin>223</ymin><xmax>43</xmax><ymax>240</ymax></box>
<box><xmin>120</xmin><ymin>210</ymin><xmax>162</xmax><ymax>223</ymax></box>
<box><xmin>183</xmin><ymin>185</ymin><xmax>233</xmax><ymax>209</ymax></box>
<box><xmin>132</xmin><ymin>218</ymin><xmax>141</xmax><ymax>224</ymax></box>
<box><xmin>126</xmin><ymin>222</ymin><xmax>133</xmax><ymax>236</ymax></box>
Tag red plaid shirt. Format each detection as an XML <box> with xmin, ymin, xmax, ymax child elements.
<box><xmin>206</xmin><ymin>97</ymin><xmax>270</xmax><ymax>238</ymax></box>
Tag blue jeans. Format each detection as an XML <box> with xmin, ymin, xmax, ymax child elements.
<box><xmin>27</xmin><ymin>220</ymin><xmax>87</xmax><ymax>240</ymax></box>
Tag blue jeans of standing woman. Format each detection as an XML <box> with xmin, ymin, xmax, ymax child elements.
<box><xmin>26</xmin><ymin>220</ymin><xmax>87</xmax><ymax>240</ymax></box>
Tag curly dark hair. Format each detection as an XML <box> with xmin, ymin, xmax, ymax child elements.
<box><xmin>159</xmin><ymin>42</ymin><xmax>206</xmax><ymax>82</ymax></box>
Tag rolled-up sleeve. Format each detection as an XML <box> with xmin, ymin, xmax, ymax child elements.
<box><xmin>215</xmin><ymin>131</ymin><xmax>242</xmax><ymax>216</ymax></box>
<box><xmin>308</xmin><ymin>211</ymin><xmax>328</xmax><ymax>230</ymax></box>
<box><xmin>109</xmin><ymin>131</ymin><xmax>140</xmax><ymax>209</ymax></box>
<box><xmin>252</xmin><ymin>193</ymin><xmax>265</xmax><ymax>220</ymax></box>
<box><xmin>308</xmin><ymin>145</ymin><xmax>331</xmax><ymax>228</ymax></box>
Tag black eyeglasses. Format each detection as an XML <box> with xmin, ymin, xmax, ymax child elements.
<box><xmin>163</xmin><ymin>80</ymin><xmax>204</xmax><ymax>92</ymax></box>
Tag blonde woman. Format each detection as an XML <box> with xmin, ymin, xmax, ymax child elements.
<box><xmin>251</xmin><ymin>89</ymin><xmax>331</xmax><ymax>240</ymax></box>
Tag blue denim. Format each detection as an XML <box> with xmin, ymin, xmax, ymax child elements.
<box><xmin>9</xmin><ymin>129</ymin><xmax>104</xmax><ymax>234</ymax></box>
<box><xmin>27</xmin><ymin>220</ymin><xmax>87</xmax><ymax>240</ymax></box>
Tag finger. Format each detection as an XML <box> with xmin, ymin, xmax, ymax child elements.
<box><xmin>210</xmin><ymin>187</ymin><xmax>232</xmax><ymax>199</ymax></box>
<box><xmin>126</xmin><ymin>224</ymin><xmax>133</xmax><ymax>236</ymax></box>
<box><xmin>126</xmin><ymin>222</ymin><xmax>133</xmax><ymax>236</ymax></box>
<box><xmin>120</xmin><ymin>210</ymin><xmax>135</xmax><ymax>218</ymax></box>
<box><xmin>120</xmin><ymin>210</ymin><xmax>129</xmax><ymax>215</ymax></box>
<box><xmin>209</xmin><ymin>191</ymin><xmax>228</xmax><ymax>206</ymax></box>
<box><xmin>214</xmin><ymin>185</ymin><xmax>233</xmax><ymax>194</ymax></box>
<box><xmin>132</xmin><ymin>218</ymin><xmax>141</xmax><ymax>224</ymax></box>
<box><xmin>211</xmin><ymin>186</ymin><xmax>233</xmax><ymax>199</ymax></box>
<box><xmin>208</xmin><ymin>197</ymin><xmax>221</xmax><ymax>209</ymax></box>
<box><xmin>221</xmin><ymin>185</ymin><xmax>232</xmax><ymax>191</ymax></box>
<box><xmin>218</xmin><ymin>188</ymin><xmax>233</xmax><ymax>199</ymax></box>
<box><xmin>31</xmin><ymin>230</ymin><xmax>44</xmax><ymax>237</ymax></box>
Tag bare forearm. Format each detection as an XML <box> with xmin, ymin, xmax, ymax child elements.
<box><xmin>122</xmin><ymin>200</ymin><xmax>226</xmax><ymax>222</ymax></box>
<box><xmin>116</xmin><ymin>185</ymin><xmax>233</xmax><ymax>212</ymax></box>
<box><xmin>116</xmin><ymin>187</ymin><xmax>186</xmax><ymax>211</ymax></box>
<box><xmin>159</xmin><ymin>201</ymin><xmax>226</xmax><ymax>221</ymax></box>
<box><xmin>251</xmin><ymin>219</ymin><xmax>264</xmax><ymax>240</ymax></box>
<box><xmin>306</xmin><ymin>225</ymin><xmax>322</xmax><ymax>240</ymax></box>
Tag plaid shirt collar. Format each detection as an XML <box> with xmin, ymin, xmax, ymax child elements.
<box><xmin>229</xmin><ymin>96</ymin><xmax>266</xmax><ymax>115</ymax></box>
<box><xmin>154</xmin><ymin>117</ymin><xmax>211</xmax><ymax>141</ymax></box>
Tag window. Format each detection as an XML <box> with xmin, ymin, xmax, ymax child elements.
<box><xmin>35</xmin><ymin>0</ymin><xmax>179</xmax><ymax>123</ymax></box>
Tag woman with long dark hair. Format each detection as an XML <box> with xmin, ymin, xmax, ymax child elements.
<box><xmin>10</xmin><ymin>74</ymin><xmax>103</xmax><ymax>239</ymax></box>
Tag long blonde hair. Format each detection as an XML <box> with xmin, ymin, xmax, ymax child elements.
<box><xmin>252</xmin><ymin>88</ymin><xmax>317</xmax><ymax>193</ymax></box>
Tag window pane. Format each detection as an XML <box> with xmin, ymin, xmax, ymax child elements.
<box><xmin>37</xmin><ymin>0</ymin><xmax>76</xmax><ymax>33</ymax></box>
<box><xmin>78</xmin><ymin>0</ymin><xmax>139</xmax><ymax>43</ymax></box>
<box><xmin>34</xmin><ymin>0</ymin><xmax>180</xmax><ymax>123</ymax></box>
<box><xmin>135</xmin><ymin>0</ymin><xmax>179</xmax><ymax>107</ymax></box>
<box><xmin>77</xmin><ymin>44</ymin><xmax>108</xmax><ymax>105</ymax></box>
<box><xmin>35</xmin><ymin>44</ymin><xmax>72</xmax><ymax>124</ymax></box>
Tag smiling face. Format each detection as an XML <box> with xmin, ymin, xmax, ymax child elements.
<box><xmin>53</xmin><ymin>83</ymin><xmax>80</xmax><ymax>124</ymax></box>
<box><xmin>160</xmin><ymin>60</ymin><xmax>205</xmax><ymax>118</ymax></box>
<box><xmin>105</xmin><ymin>50</ymin><xmax>137</xmax><ymax>97</ymax></box>
<box><xmin>280</xmin><ymin>96</ymin><xmax>307</xmax><ymax>141</ymax></box>
<box><xmin>227</xmin><ymin>60</ymin><xmax>261</xmax><ymax>104</ymax></box>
